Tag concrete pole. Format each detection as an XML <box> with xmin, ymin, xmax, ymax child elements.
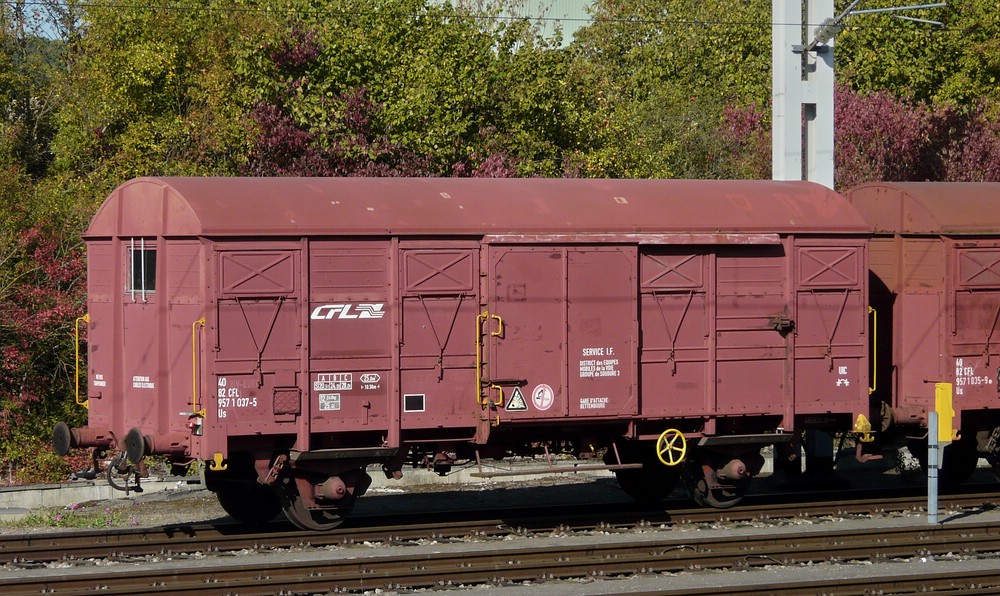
<box><xmin>804</xmin><ymin>0</ymin><xmax>835</xmax><ymax>188</ymax></box>
<box><xmin>771</xmin><ymin>1</ymin><xmax>802</xmax><ymax>182</ymax></box>
<box><xmin>772</xmin><ymin>0</ymin><xmax>835</xmax><ymax>189</ymax></box>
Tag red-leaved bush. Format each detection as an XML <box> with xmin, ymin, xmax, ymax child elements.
<box><xmin>929</xmin><ymin>101</ymin><xmax>1000</xmax><ymax>182</ymax></box>
<box><xmin>244</xmin><ymin>87</ymin><xmax>437</xmax><ymax>177</ymax></box>
<box><xmin>720</xmin><ymin>102</ymin><xmax>771</xmax><ymax>179</ymax></box>
<box><xmin>450</xmin><ymin>127</ymin><xmax>521</xmax><ymax>178</ymax></box>
<box><xmin>266</xmin><ymin>23</ymin><xmax>322</xmax><ymax>71</ymax></box>
<box><xmin>834</xmin><ymin>85</ymin><xmax>933</xmax><ymax>188</ymax></box>
<box><xmin>246</xmin><ymin>21</ymin><xmax>519</xmax><ymax>179</ymax></box>
<box><xmin>720</xmin><ymin>85</ymin><xmax>1000</xmax><ymax>187</ymax></box>
<box><xmin>0</xmin><ymin>224</ymin><xmax>86</xmax><ymax>483</ymax></box>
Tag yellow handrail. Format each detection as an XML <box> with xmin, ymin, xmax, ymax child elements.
<box><xmin>489</xmin><ymin>384</ymin><xmax>504</xmax><ymax>406</ymax></box>
<box><xmin>868</xmin><ymin>306</ymin><xmax>876</xmax><ymax>395</ymax></box>
<box><xmin>476</xmin><ymin>311</ymin><xmax>488</xmax><ymax>406</ymax></box>
<box><xmin>192</xmin><ymin>317</ymin><xmax>206</xmax><ymax>417</ymax></box>
<box><xmin>74</xmin><ymin>314</ymin><xmax>90</xmax><ymax>409</ymax></box>
<box><xmin>475</xmin><ymin>311</ymin><xmax>509</xmax><ymax>431</ymax></box>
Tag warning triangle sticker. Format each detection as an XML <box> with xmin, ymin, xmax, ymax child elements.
<box><xmin>505</xmin><ymin>387</ymin><xmax>528</xmax><ymax>411</ymax></box>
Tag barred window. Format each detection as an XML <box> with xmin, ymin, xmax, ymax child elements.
<box><xmin>126</xmin><ymin>239</ymin><xmax>156</xmax><ymax>298</ymax></box>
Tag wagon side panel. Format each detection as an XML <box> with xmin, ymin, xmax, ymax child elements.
<box><xmin>84</xmin><ymin>240</ymin><xmax>117</xmax><ymax>431</ymax></box>
<box><xmin>897</xmin><ymin>238</ymin><xmax>947</xmax><ymax>418</ymax></box>
<box><xmin>163</xmin><ymin>240</ymin><xmax>203</xmax><ymax>437</ymax></box>
<box><xmin>949</xmin><ymin>244</ymin><xmax>1000</xmax><ymax>412</ymax></box>
<box><xmin>487</xmin><ymin>246</ymin><xmax>568</xmax><ymax>419</ymax></box>
<box><xmin>398</xmin><ymin>242</ymin><xmax>480</xmax><ymax>431</ymax></box>
<box><xmin>210</xmin><ymin>244</ymin><xmax>305</xmax><ymax>444</ymax></box>
<box><xmin>307</xmin><ymin>241</ymin><xmax>393</xmax><ymax>443</ymax></box>
<box><xmin>792</xmin><ymin>240</ymin><xmax>869</xmax><ymax>420</ymax></box>
<box><xmin>566</xmin><ymin>246</ymin><xmax>637</xmax><ymax>418</ymax></box>
<box><xmin>713</xmin><ymin>245</ymin><xmax>789</xmax><ymax>416</ymax></box>
<box><xmin>638</xmin><ymin>248</ymin><xmax>710</xmax><ymax>416</ymax></box>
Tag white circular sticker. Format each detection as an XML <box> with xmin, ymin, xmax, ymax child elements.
<box><xmin>531</xmin><ymin>384</ymin><xmax>554</xmax><ymax>411</ymax></box>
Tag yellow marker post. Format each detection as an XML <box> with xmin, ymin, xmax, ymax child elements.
<box><xmin>934</xmin><ymin>382</ymin><xmax>956</xmax><ymax>445</ymax></box>
<box><xmin>929</xmin><ymin>382</ymin><xmax>955</xmax><ymax>526</ymax></box>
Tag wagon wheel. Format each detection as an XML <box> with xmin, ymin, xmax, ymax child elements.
<box><xmin>907</xmin><ymin>438</ymin><xmax>979</xmax><ymax>490</ymax></box>
<box><xmin>685</xmin><ymin>457</ymin><xmax>748</xmax><ymax>509</ymax></box>
<box><xmin>604</xmin><ymin>441</ymin><xmax>681</xmax><ymax>504</ymax></box>
<box><xmin>280</xmin><ymin>488</ymin><xmax>354</xmax><ymax>531</ymax></box>
<box><xmin>215</xmin><ymin>483</ymin><xmax>282</xmax><ymax>525</ymax></box>
<box><xmin>655</xmin><ymin>429</ymin><xmax>687</xmax><ymax>466</ymax></box>
<box><xmin>688</xmin><ymin>476</ymin><xmax>748</xmax><ymax>509</ymax></box>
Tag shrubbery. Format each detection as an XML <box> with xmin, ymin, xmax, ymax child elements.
<box><xmin>2</xmin><ymin>0</ymin><xmax>1000</xmax><ymax>483</ymax></box>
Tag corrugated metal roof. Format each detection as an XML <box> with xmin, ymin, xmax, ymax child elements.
<box><xmin>88</xmin><ymin>177</ymin><xmax>868</xmax><ymax>238</ymax></box>
<box><xmin>845</xmin><ymin>182</ymin><xmax>1000</xmax><ymax>235</ymax></box>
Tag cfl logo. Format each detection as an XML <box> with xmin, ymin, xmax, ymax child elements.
<box><xmin>311</xmin><ymin>303</ymin><xmax>387</xmax><ymax>320</ymax></box>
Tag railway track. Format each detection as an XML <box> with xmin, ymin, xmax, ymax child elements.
<box><xmin>2</xmin><ymin>516</ymin><xmax>1000</xmax><ymax>594</ymax></box>
<box><xmin>0</xmin><ymin>490</ymin><xmax>999</xmax><ymax>594</ymax></box>
<box><xmin>1</xmin><ymin>490</ymin><xmax>996</xmax><ymax>565</ymax></box>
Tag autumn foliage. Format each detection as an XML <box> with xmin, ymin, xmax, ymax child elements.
<box><xmin>2</xmin><ymin>0</ymin><xmax>1000</xmax><ymax>483</ymax></box>
<box><xmin>834</xmin><ymin>86</ymin><xmax>1000</xmax><ymax>187</ymax></box>
<box><xmin>0</xmin><ymin>224</ymin><xmax>87</xmax><ymax>483</ymax></box>
<box><xmin>718</xmin><ymin>85</ymin><xmax>1000</xmax><ymax>188</ymax></box>
<box><xmin>244</xmin><ymin>89</ymin><xmax>436</xmax><ymax>177</ymax></box>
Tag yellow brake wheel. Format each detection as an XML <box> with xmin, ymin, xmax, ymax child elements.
<box><xmin>655</xmin><ymin>429</ymin><xmax>687</xmax><ymax>466</ymax></box>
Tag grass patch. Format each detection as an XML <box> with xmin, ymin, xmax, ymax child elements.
<box><xmin>12</xmin><ymin>502</ymin><xmax>140</xmax><ymax>529</ymax></box>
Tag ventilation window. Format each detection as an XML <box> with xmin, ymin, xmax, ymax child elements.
<box><xmin>126</xmin><ymin>239</ymin><xmax>157</xmax><ymax>300</ymax></box>
<box><xmin>403</xmin><ymin>394</ymin><xmax>426</xmax><ymax>413</ymax></box>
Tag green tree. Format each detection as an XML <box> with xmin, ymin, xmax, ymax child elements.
<box><xmin>236</xmin><ymin>0</ymin><xmax>586</xmax><ymax>176</ymax></box>
<box><xmin>567</xmin><ymin>0</ymin><xmax>773</xmax><ymax>178</ymax></box>
<box><xmin>574</xmin><ymin>0</ymin><xmax>772</xmax><ymax>105</ymax></box>
<box><xmin>49</xmin><ymin>1</ymin><xmax>266</xmax><ymax>183</ymax></box>
<box><xmin>49</xmin><ymin>0</ymin><xmax>588</xmax><ymax>179</ymax></box>
<box><xmin>0</xmin><ymin>2</ymin><xmax>93</xmax><ymax>483</ymax></box>
<box><xmin>1</xmin><ymin>1</ymin><xmax>76</xmax><ymax>178</ymax></box>
<box><xmin>836</xmin><ymin>0</ymin><xmax>1000</xmax><ymax>105</ymax></box>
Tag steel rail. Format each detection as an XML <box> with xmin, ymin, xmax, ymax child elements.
<box><xmin>2</xmin><ymin>516</ymin><xmax>1000</xmax><ymax>594</ymax></box>
<box><xmin>1</xmin><ymin>490</ymin><xmax>997</xmax><ymax>565</ymax></box>
<box><xmin>629</xmin><ymin>569</ymin><xmax>1000</xmax><ymax>596</ymax></box>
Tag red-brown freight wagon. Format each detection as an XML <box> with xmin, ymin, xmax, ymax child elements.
<box><xmin>846</xmin><ymin>182</ymin><xmax>1000</xmax><ymax>483</ymax></box>
<box><xmin>55</xmin><ymin>177</ymin><xmax>872</xmax><ymax>529</ymax></box>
